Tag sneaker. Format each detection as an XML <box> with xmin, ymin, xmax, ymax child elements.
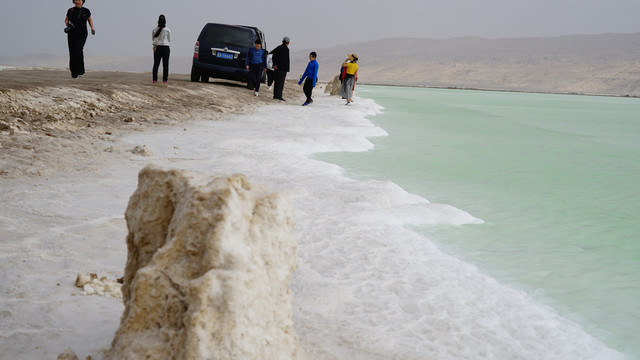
<box><xmin>310</xmin><ymin>99</ymin><xmax>314</xmax><ymax>104</ymax></box>
<box><xmin>302</xmin><ymin>101</ymin><xmax>309</xmax><ymax>106</ymax></box>
<box><xmin>345</xmin><ymin>102</ymin><xmax>351</xmax><ymax>106</ymax></box>
<box><xmin>153</xmin><ymin>81</ymin><xmax>157</xmax><ymax>84</ymax></box>
<box><xmin>163</xmin><ymin>81</ymin><xmax>167</xmax><ymax>83</ymax></box>
<box><xmin>254</xmin><ymin>91</ymin><xmax>259</xmax><ymax>97</ymax></box>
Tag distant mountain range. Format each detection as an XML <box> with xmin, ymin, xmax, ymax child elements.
<box><xmin>3</xmin><ymin>33</ymin><xmax>640</xmax><ymax>96</ymax></box>
<box><xmin>290</xmin><ymin>32</ymin><xmax>640</xmax><ymax>96</ymax></box>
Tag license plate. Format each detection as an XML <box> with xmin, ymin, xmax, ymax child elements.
<box><xmin>216</xmin><ymin>52</ymin><xmax>234</xmax><ymax>60</ymax></box>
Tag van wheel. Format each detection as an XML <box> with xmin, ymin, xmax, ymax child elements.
<box><xmin>190</xmin><ymin>67</ymin><xmax>199</xmax><ymax>82</ymax></box>
<box><xmin>200</xmin><ymin>76</ymin><xmax>209</xmax><ymax>83</ymax></box>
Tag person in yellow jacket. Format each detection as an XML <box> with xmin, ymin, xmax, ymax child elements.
<box><xmin>338</xmin><ymin>54</ymin><xmax>358</xmax><ymax>105</ymax></box>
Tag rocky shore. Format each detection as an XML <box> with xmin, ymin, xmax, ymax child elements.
<box><xmin>0</xmin><ymin>69</ymin><xmax>304</xmax><ymax>179</ymax></box>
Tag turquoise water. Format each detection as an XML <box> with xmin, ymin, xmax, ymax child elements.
<box><xmin>317</xmin><ymin>86</ymin><xmax>640</xmax><ymax>358</ymax></box>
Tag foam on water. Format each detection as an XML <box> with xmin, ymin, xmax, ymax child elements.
<box><xmin>120</xmin><ymin>94</ymin><xmax>625</xmax><ymax>359</ymax></box>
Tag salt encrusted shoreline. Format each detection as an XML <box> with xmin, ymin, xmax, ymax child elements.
<box><xmin>1</xmin><ymin>69</ymin><xmax>308</xmax><ymax>360</ymax></box>
<box><xmin>0</xmin><ymin>69</ymin><xmax>305</xmax><ymax>179</ymax></box>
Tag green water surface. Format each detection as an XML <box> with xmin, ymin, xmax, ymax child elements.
<box><xmin>317</xmin><ymin>86</ymin><xmax>640</xmax><ymax>358</ymax></box>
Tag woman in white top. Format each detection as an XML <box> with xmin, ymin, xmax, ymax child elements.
<box><xmin>152</xmin><ymin>14</ymin><xmax>171</xmax><ymax>83</ymax></box>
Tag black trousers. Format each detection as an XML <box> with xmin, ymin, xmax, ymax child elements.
<box><xmin>248</xmin><ymin>63</ymin><xmax>264</xmax><ymax>92</ymax></box>
<box><xmin>67</xmin><ymin>32</ymin><xmax>87</xmax><ymax>78</ymax></box>
<box><xmin>272</xmin><ymin>70</ymin><xmax>287</xmax><ymax>99</ymax></box>
<box><xmin>303</xmin><ymin>78</ymin><xmax>314</xmax><ymax>102</ymax></box>
<box><xmin>153</xmin><ymin>45</ymin><xmax>170</xmax><ymax>82</ymax></box>
<box><xmin>267</xmin><ymin>70</ymin><xmax>274</xmax><ymax>87</ymax></box>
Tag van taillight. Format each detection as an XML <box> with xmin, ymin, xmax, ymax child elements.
<box><xmin>194</xmin><ymin>41</ymin><xmax>199</xmax><ymax>59</ymax></box>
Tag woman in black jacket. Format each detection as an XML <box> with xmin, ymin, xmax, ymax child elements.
<box><xmin>64</xmin><ymin>0</ymin><xmax>95</xmax><ymax>78</ymax></box>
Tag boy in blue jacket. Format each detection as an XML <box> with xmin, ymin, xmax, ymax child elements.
<box><xmin>246</xmin><ymin>39</ymin><xmax>267</xmax><ymax>96</ymax></box>
<box><xmin>298</xmin><ymin>52</ymin><xmax>319</xmax><ymax>106</ymax></box>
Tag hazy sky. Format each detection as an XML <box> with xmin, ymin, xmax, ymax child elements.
<box><xmin>1</xmin><ymin>0</ymin><xmax>640</xmax><ymax>58</ymax></box>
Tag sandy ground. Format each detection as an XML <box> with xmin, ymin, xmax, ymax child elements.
<box><xmin>0</xmin><ymin>68</ymin><xmax>304</xmax><ymax>179</ymax></box>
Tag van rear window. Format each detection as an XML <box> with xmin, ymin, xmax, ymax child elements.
<box><xmin>202</xmin><ymin>25</ymin><xmax>253</xmax><ymax>48</ymax></box>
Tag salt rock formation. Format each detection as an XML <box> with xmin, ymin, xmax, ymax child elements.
<box><xmin>56</xmin><ymin>349</ymin><xmax>79</xmax><ymax>360</ymax></box>
<box><xmin>324</xmin><ymin>75</ymin><xmax>342</xmax><ymax>96</ymax></box>
<box><xmin>129</xmin><ymin>145</ymin><xmax>154</xmax><ymax>157</ymax></box>
<box><xmin>75</xmin><ymin>273</ymin><xmax>122</xmax><ymax>298</ymax></box>
<box><xmin>108</xmin><ymin>165</ymin><xmax>303</xmax><ymax>360</ymax></box>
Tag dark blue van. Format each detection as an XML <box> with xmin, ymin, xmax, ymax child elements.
<box><xmin>190</xmin><ymin>23</ymin><xmax>267</xmax><ymax>84</ymax></box>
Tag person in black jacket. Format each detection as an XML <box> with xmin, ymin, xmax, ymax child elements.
<box><xmin>64</xmin><ymin>0</ymin><xmax>95</xmax><ymax>78</ymax></box>
<box><xmin>270</xmin><ymin>36</ymin><xmax>290</xmax><ymax>101</ymax></box>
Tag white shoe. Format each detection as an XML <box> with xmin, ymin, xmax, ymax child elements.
<box><xmin>254</xmin><ymin>91</ymin><xmax>259</xmax><ymax>97</ymax></box>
